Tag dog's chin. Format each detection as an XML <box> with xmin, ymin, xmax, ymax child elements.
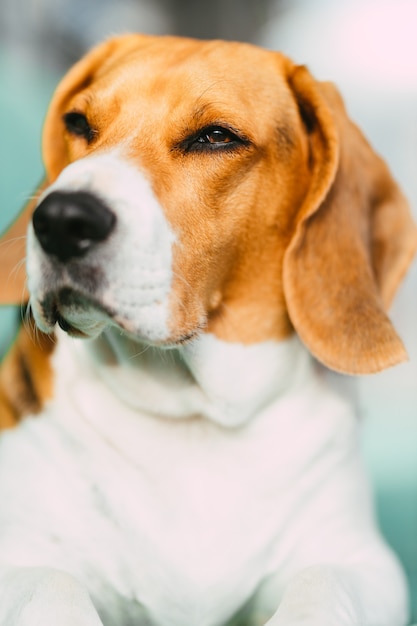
<box><xmin>30</xmin><ymin>288</ymin><xmax>113</xmax><ymax>340</ymax></box>
<box><xmin>52</xmin><ymin>316</ymin><xmax>202</xmax><ymax>348</ymax></box>
<box><xmin>31</xmin><ymin>288</ymin><xmax>204</xmax><ymax>347</ymax></box>
<box><xmin>53</xmin><ymin>312</ymin><xmax>108</xmax><ymax>339</ymax></box>
<box><xmin>37</xmin><ymin>307</ymin><xmax>110</xmax><ymax>340</ymax></box>
<box><xmin>111</xmin><ymin>322</ymin><xmax>204</xmax><ymax>350</ymax></box>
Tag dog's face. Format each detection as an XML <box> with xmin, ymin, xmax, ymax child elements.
<box><xmin>27</xmin><ymin>36</ymin><xmax>310</xmax><ymax>347</ymax></box>
<box><xmin>22</xmin><ymin>35</ymin><xmax>417</xmax><ymax>373</ymax></box>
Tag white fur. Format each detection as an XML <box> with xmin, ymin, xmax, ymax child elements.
<box><xmin>87</xmin><ymin>328</ymin><xmax>310</xmax><ymax>427</ymax></box>
<box><xmin>0</xmin><ymin>330</ymin><xmax>408</xmax><ymax>626</ymax></box>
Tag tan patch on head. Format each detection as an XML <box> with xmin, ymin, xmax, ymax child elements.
<box><xmin>117</xmin><ymin>40</ymin><xmax>312</xmax><ymax>344</ymax></box>
<box><xmin>0</xmin><ymin>323</ymin><xmax>55</xmax><ymax>429</ymax></box>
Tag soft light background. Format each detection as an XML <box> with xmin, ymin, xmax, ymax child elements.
<box><xmin>260</xmin><ymin>0</ymin><xmax>417</xmax><ymax>619</ymax></box>
<box><xmin>1</xmin><ymin>0</ymin><xmax>416</xmax><ymax>620</ymax></box>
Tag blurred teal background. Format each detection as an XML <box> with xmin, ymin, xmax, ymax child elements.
<box><xmin>0</xmin><ymin>49</ymin><xmax>58</xmax><ymax>355</ymax></box>
<box><xmin>1</xmin><ymin>0</ymin><xmax>416</xmax><ymax>620</ymax></box>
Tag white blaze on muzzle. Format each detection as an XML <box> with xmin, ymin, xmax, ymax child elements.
<box><xmin>27</xmin><ymin>152</ymin><xmax>176</xmax><ymax>343</ymax></box>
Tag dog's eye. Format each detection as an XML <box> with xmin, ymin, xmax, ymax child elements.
<box><xmin>185</xmin><ymin>125</ymin><xmax>247</xmax><ymax>153</ymax></box>
<box><xmin>63</xmin><ymin>112</ymin><xmax>95</xmax><ymax>142</ymax></box>
<box><xmin>198</xmin><ymin>127</ymin><xmax>236</xmax><ymax>145</ymax></box>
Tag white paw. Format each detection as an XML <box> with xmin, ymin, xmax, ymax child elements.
<box><xmin>0</xmin><ymin>567</ymin><xmax>103</xmax><ymax>626</ymax></box>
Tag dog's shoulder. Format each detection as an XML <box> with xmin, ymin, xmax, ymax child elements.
<box><xmin>0</xmin><ymin>322</ymin><xmax>55</xmax><ymax>429</ymax></box>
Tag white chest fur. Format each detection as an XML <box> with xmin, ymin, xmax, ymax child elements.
<box><xmin>0</xmin><ymin>331</ymin><xmax>363</xmax><ymax>626</ymax></box>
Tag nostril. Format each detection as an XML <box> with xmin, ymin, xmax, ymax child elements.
<box><xmin>32</xmin><ymin>191</ymin><xmax>116</xmax><ymax>263</ymax></box>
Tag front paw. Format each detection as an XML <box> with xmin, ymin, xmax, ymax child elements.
<box><xmin>0</xmin><ymin>567</ymin><xmax>103</xmax><ymax>626</ymax></box>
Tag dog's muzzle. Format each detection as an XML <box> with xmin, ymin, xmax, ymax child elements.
<box><xmin>29</xmin><ymin>182</ymin><xmax>174</xmax><ymax>343</ymax></box>
<box><xmin>32</xmin><ymin>191</ymin><xmax>116</xmax><ymax>263</ymax></box>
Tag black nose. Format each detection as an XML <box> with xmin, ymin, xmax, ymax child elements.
<box><xmin>32</xmin><ymin>191</ymin><xmax>116</xmax><ymax>263</ymax></box>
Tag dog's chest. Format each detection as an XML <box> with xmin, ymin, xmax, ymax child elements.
<box><xmin>1</xmin><ymin>334</ymin><xmax>351</xmax><ymax>626</ymax></box>
<box><xmin>84</xmin><ymin>421</ymin><xmax>286</xmax><ymax>625</ymax></box>
<box><xmin>48</xmin><ymin>360</ymin><xmax>300</xmax><ymax>625</ymax></box>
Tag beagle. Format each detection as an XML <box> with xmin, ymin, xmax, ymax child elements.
<box><xmin>0</xmin><ymin>34</ymin><xmax>416</xmax><ymax>626</ymax></box>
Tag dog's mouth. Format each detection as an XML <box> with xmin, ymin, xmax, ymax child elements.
<box><xmin>55</xmin><ymin>311</ymin><xmax>81</xmax><ymax>336</ymax></box>
<box><xmin>35</xmin><ymin>287</ymin><xmax>114</xmax><ymax>339</ymax></box>
<box><xmin>52</xmin><ymin>306</ymin><xmax>98</xmax><ymax>339</ymax></box>
<box><xmin>34</xmin><ymin>287</ymin><xmax>205</xmax><ymax>347</ymax></box>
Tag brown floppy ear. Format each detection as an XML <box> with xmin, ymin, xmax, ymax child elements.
<box><xmin>283</xmin><ymin>64</ymin><xmax>417</xmax><ymax>374</ymax></box>
<box><xmin>0</xmin><ymin>183</ymin><xmax>47</xmax><ymax>305</ymax></box>
<box><xmin>0</xmin><ymin>36</ymin><xmax>133</xmax><ymax>305</ymax></box>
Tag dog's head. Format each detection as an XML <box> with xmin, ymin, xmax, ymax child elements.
<box><xmin>2</xmin><ymin>34</ymin><xmax>417</xmax><ymax>374</ymax></box>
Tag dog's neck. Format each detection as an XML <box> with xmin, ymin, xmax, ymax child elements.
<box><xmin>55</xmin><ymin>328</ymin><xmax>314</xmax><ymax>429</ymax></box>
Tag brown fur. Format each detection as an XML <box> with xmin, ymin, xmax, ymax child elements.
<box><xmin>0</xmin><ymin>323</ymin><xmax>55</xmax><ymax>429</ymax></box>
<box><xmin>283</xmin><ymin>71</ymin><xmax>417</xmax><ymax>372</ymax></box>
<box><xmin>0</xmin><ymin>34</ymin><xmax>416</xmax><ymax>416</ymax></box>
<box><xmin>0</xmin><ymin>191</ymin><xmax>43</xmax><ymax>305</ymax></box>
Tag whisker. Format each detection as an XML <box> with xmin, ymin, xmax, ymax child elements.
<box><xmin>172</xmin><ymin>269</ymin><xmax>193</xmax><ymax>292</ymax></box>
<box><xmin>128</xmin><ymin>342</ymin><xmax>152</xmax><ymax>360</ymax></box>
<box><xmin>10</xmin><ymin>256</ymin><xmax>27</xmax><ymax>282</ymax></box>
<box><xmin>0</xmin><ymin>234</ymin><xmax>27</xmax><ymax>251</ymax></box>
<box><xmin>22</xmin><ymin>187</ymin><xmax>45</xmax><ymax>203</ymax></box>
<box><xmin>195</xmin><ymin>79</ymin><xmax>229</xmax><ymax>106</ymax></box>
<box><xmin>0</xmin><ymin>252</ymin><xmax>28</xmax><ymax>303</ymax></box>
<box><xmin>22</xmin><ymin>304</ymin><xmax>40</xmax><ymax>347</ymax></box>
